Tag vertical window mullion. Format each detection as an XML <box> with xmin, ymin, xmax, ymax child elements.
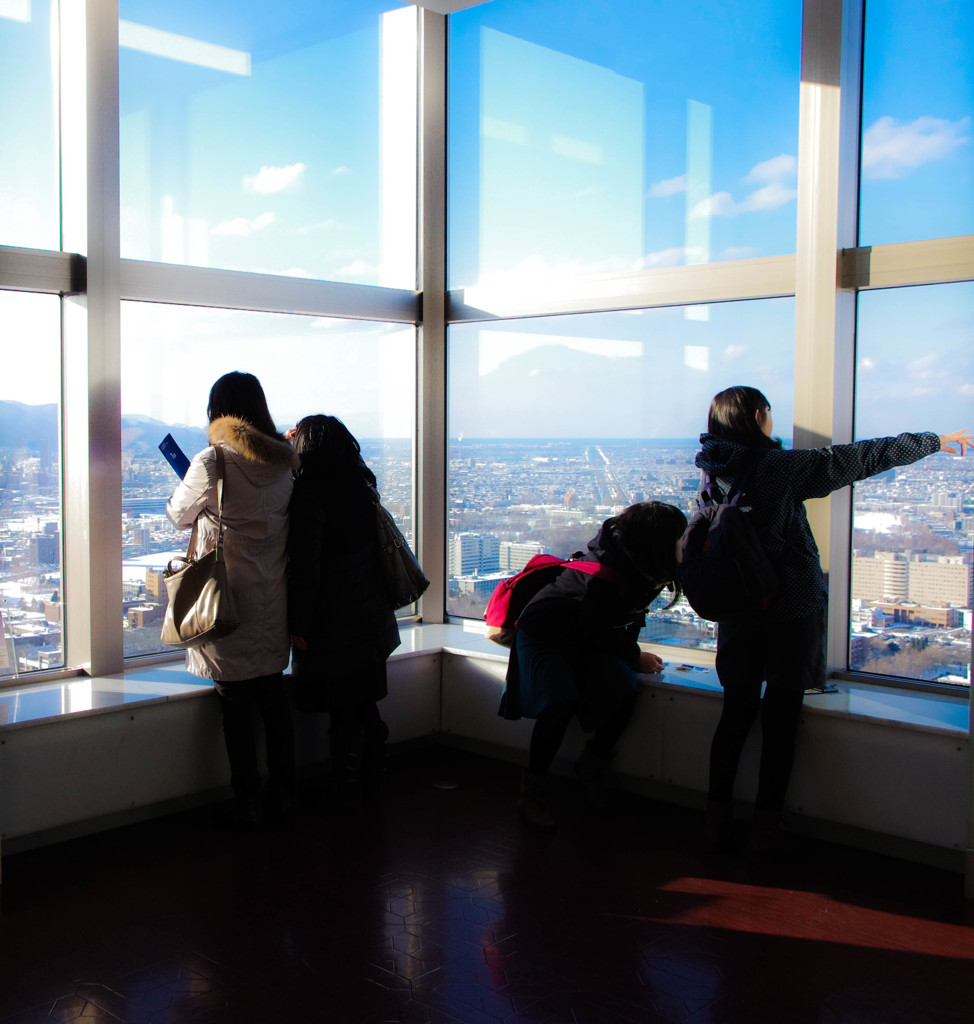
<box><xmin>61</xmin><ymin>0</ymin><xmax>123</xmax><ymax>675</ymax></box>
<box><xmin>793</xmin><ymin>0</ymin><xmax>864</xmax><ymax>678</ymax></box>
<box><xmin>418</xmin><ymin>6</ymin><xmax>447</xmax><ymax>623</ymax></box>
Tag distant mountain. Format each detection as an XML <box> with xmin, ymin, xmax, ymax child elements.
<box><xmin>448</xmin><ymin>342</ymin><xmax>717</xmax><ymax>439</ymax></box>
<box><xmin>120</xmin><ymin>414</ymin><xmax>208</xmax><ymax>458</ymax></box>
<box><xmin>0</xmin><ymin>401</ymin><xmax>207</xmax><ymax>458</ymax></box>
<box><xmin>0</xmin><ymin>401</ymin><xmax>58</xmax><ymax>450</ymax></box>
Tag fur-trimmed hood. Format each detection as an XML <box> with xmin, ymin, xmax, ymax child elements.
<box><xmin>209</xmin><ymin>415</ymin><xmax>298</xmax><ymax>488</ymax></box>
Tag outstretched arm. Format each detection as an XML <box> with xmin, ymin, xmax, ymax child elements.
<box><xmin>939</xmin><ymin>430</ymin><xmax>973</xmax><ymax>455</ymax></box>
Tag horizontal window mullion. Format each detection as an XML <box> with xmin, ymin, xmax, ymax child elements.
<box><xmin>0</xmin><ymin>247</ymin><xmax>80</xmax><ymax>294</ymax></box>
<box><xmin>447</xmin><ymin>254</ymin><xmax>796</xmax><ymax>323</ymax></box>
<box><xmin>841</xmin><ymin>236</ymin><xmax>974</xmax><ymax>291</ymax></box>
<box><xmin>120</xmin><ymin>260</ymin><xmax>420</xmax><ymax>324</ymax></box>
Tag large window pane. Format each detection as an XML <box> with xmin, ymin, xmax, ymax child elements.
<box><xmin>0</xmin><ymin>290</ymin><xmax>63</xmax><ymax>680</ymax></box>
<box><xmin>447</xmin><ymin>297</ymin><xmax>795</xmax><ymax>651</ymax></box>
<box><xmin>120</xmin><ymin>302</ymin><xmax>415</xmax><ymax>660</ymax></box>
<box><xmin>119</xmin><ymin>0</ymin><xmax>417</xmax><ymax>287</ymax></box>
<box><xmin>851</xmin><ymin>282</ymin><xmax>974</xmax><ymax>687</ymax></box>
<box><xmin>0</xmin><ymin>0</ymin><xmax>59</xmax><ymax>249</ymax></box>
<box><xmin>447</xmin><ymin>0</ymin><xmax>800</xmax><ymax>291</ymax></box>
<box><xmin>860</xmin><ymin>0</ymin><xmax>974</xmax><ymax>245</ymax></box>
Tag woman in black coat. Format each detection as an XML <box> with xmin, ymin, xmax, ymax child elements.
<box><xmin>287</xmin><ymin>415</ymin><xmax>400</xmax><ymax>804</ymax></box>
<box><xmin>500</xmin><ymin>500</ymin><xmax>688</xmax><ymax>830</ymax></box>
<box><xmin>698</xmin><ymin>385</ymin><xmax>972</xmax><ymax>853</ymax></box>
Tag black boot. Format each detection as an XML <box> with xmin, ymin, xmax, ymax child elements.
<box><xmin>574</xmin><ymin>749</ymin><xmax>612</xmax><ymax>809</ymax></box>
<box><xmin>362</xmin><ymin>718</ymin><xmax>390</xmax><ymax>802</ymax></box>
<box><xmin>329</xmin><ymin>725</ymin><xmax>364</xmax><ymax>808</ymax></box>
<box><xmin>704</xmin><ymin>799</ymin><xmax>737</xmax><ymax>853</ymax></box>
<box><xmin>518</xmin><ymin>770</ymin><xmax>556</xmax><ymax>831</ymax></box>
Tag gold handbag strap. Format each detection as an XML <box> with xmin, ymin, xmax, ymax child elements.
<box><xmin>214</xmin><ymin>445</ymin><xmax>226</xmax><ymax>558</ymax></box>
<box><xmin>184</xmin><ymin>445</ymin><xmax>226</xmax><ymax>562</ymax></box>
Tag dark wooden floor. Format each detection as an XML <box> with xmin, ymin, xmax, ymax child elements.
<box><xmin>1</xmin><ymin>746</ymin><xmax>971</xmax><ymax>1023</ymax></box>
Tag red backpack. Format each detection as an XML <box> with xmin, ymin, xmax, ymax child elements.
<box><xmin>483</xmin><ymin>553</ymin><xmax>620</xmax><ymax>646</ymax></box>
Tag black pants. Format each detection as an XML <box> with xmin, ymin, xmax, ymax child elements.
<box><xmin>215</xmin><ymin>672</ymin><xmax>295</xmax><ymax>801</ymax></box>
<box><xmin>528</xmin><ymin>693</ymin><xmax>637</xmax><ymax>776</ymax></box>
<box><xmin>708</xmin><ymin>608</ymin><xmax>826</xmax><ymax>812</ymax></box>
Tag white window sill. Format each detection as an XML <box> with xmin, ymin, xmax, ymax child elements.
<box><xmin>0</xmin><ymin>622</ymin><xmax>967</xmax><ymax>736</ymax></box>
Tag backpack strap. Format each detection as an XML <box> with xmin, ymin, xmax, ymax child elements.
<box><xmin>700</xmin><ymin>447</ymin><xmax>765</xmax><ymax>508</ymax></box>
<box><xmin>726</xmin><ymin>447</ymin><xmax>765</xmax><ymax>503</ymax></box>
<box><xmin>562</xmin><ymin>558</ymin><xmax>624</xmax><ymax>590</ymax></box>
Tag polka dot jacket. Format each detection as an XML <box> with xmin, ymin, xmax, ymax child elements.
<box><xmin>694</xmin><ymin>431</ymin><xmax>941</xmax><ymax>623</ymax></box>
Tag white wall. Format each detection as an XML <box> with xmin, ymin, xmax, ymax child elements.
<box><xmin>0</xmin><ymin>648</ymin><xmax>968</xmax><ymax>872</ymax></box>
<box><xmin>440</xmin><ymin>652</ymin><xmax>970</xmax><ymax>864</ymax></box>
<box><xmin>0</xmin><ymin>652</ymin><xmax>441</xmax><ymax>851</ymax></box>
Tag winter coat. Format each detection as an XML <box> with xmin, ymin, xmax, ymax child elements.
<box><xmin>287</xmin><ymin>454</ymin><xmax>400</xmax><ymax>706</ymax></box>
<box><xmin>515</xmin><ymin>518</ymin><xmax>667</xmax><ymax>662</ymax></box>
<box><xmin>166</xmin><ymin>415</ymin><xmax>299</xmax><ymax>681</ymax></box>
<box><xmin>695</xmin><ymin>431</ymin><xmax>941</xmax><ymax>623</ymax></box>
<box><xmin>500</xmin><ymin>518</ymin><xmax>668</xmax><ymax>723</ymax></box>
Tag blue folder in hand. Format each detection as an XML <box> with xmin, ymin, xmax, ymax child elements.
<box><xmin>159</xmin><ymin>434</ymin><xmax>191</xmax><ymax>478</ymax></box>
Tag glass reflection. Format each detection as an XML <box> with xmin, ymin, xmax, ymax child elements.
<box><xmin>0</xmin><ymin>0</ymin><xmax>59</xmax><ymax>249</ymax></box>
<box><xmin>119</xmin><ymin>0</ymin><xmax>417</xmax><ymax>286</ymax></box>
<box><xmin>448</xmin><ymin>0</ymin><xmax>800</xmax><ymax>290</ymax></box>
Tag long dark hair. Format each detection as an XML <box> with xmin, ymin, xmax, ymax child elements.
<box><xmin>609</xmin><ymin>500</ymin><xmax>687</xmax><ymax>605</ymax></box>
<box><xmin>207</xmin><ymin>371</ymin><xmax>281</xmax><ymax>438</ymax></box>
<box><xmin>706</xmin><ymin>385</ymin><xmax>782</xmax><ymax>449</ymax></box>
<box><xmin>292</xmin><ymin>414</ymin><xmax>376</xmax><ymax>488</ymax></box>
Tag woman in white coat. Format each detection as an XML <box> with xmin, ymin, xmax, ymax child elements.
<box><xmin>167</xmin><ymin>371</ymin><xmax>299</xmax><ymax>827</ymax></box>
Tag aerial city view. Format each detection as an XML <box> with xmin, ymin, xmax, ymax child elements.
<box><xmin>446</xmin><ymin>437</ymin><xmax>974</xmax><ymax>686</ymax></box>
<box><xmin>3</xmin><ymin>411</ymin><xmax>969</xmax><ymax>688</ymax></box>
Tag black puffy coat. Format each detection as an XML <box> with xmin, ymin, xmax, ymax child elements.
<box><xmin>287</xmin><ymin>453</ymin><xmax>400</xmax><ymax>705</ymax></box>
<box><xmin>500</xmin><ymin>519</ymin><xmax>669</xmax><ymax>724</ymax></box>
<box><xmin>695</xmin><ymin>431</ymin><xmax>940</xmax><ymax>622</ymax></box>
<box><xmin>515</xmin><ymin>518</ymin><xmax>667</xmax><ymax>662</ymax></box>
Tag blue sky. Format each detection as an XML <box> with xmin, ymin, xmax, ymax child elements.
<box><xmin>449</xmin><ymin>0</ymin><xmax>802</xmax><ymax>288</ymax></box>
<box><xmin>0</xmin><ymin>0</ymin><xmax>971</xmax><ymax>440</ymax></box>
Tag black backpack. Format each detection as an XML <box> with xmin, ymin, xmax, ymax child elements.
<box><xmin>678</xmin><ymin>450</ymin><xmax>778</xmax><ymax>622</ymax></box>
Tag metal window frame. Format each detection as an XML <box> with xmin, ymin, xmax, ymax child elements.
<box><xmin>0</xmin><ymin>0</ymin><xmax>970</xmax><ymax>687</ymax></box>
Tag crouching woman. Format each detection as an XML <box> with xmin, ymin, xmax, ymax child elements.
<box><xmin>499</xmin><ymin>501</ymin><xmax>687</xmax><ymax>830</ymax></box>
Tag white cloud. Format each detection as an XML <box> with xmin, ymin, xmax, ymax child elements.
<box><xmin>737</xmin><ymin>179</ymin><xmax>797</xmax><ymax>212</ymax></box>
<box><xmin>746</xmin><ymin>154</ymin><xmax>797</xmax><ymax>183</ymax></box>
<box><xmin>691</xmin><ymin>153</ymin><xmax>797</xmax><ymax>218</ymax></box>
<box><xmin>717</xmin><ymin>246</ymin><xmax>758</xmax><ymax>261</ymax></box>
<box><xmin>684</xmin><ymin>346</ymin><xmax>709</xmax><ymax>371</ymax></box>
<box><xmin>294</xmin><ymin>219</ymin><xmax>341</xmax><ymax>235</ymax></box>
<box><xmin>332</xmin><ymin>166</ymin><xmax>352</xmax><ymax>177</ymax></box>
<box><xmin>648</xmin><ymin>174</ymin><xmax>686</xmax><ymax>198</ymax></box>
<box><xmin>862</xmin><ymin>116</ymin><xmax>970</xmax><ymax>179</ymax></box>
<box><xmin>724</xmin><ymin>344</ymin><xmax>748</xmax><ymax>360</ymax></box>
<box><xmin>691</xmin><ymin>191</ymin><xmax>735</xmax><ymax>218</ymax></box>
<box><xmin>243</xmin><ymin>162</ymin><xmax>306</xmax><ymax>193</ymax></box>
<box><xmin>959</xmin><ymin>383</ymin><xmax>974</xmax><ymax>395</ymax></box>
<box><xmin>907</xmin><ymin>353</ymin><xmax>939</xmax><ymax>378</ymax></box>
<box><xmin>639</xmin><ymin>247</ymin><xmax>688</xmax><ymax>268</ymax></box>
<box><xmin>211</xmin><ymin>212</ymin><xmax>276</xmax><ymax>236</ymax></box>
<box><xmin>860</xmin><ymin>357</ymin><xmax>876</xmax><ymax>371</ymax></box>
<box><xmin>334</xmin><ymin>258</ymin><xmax>380</xmax><ymax>281</ymax></box>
